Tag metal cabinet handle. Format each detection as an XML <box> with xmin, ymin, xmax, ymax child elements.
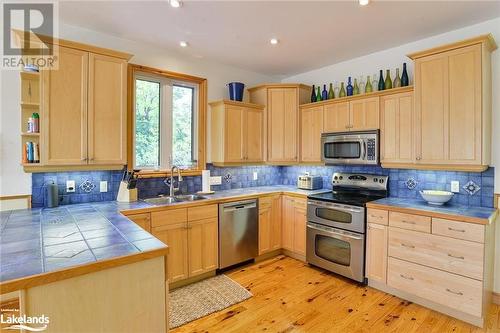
<box><xmin>448</xmin><ymin>227</ymin><xmax>466</xmax><ymax>233</ymax></box>
<box><xmin>400</xmin><ymin>274</ymin><xmax>414</xmax><ymax>281</ymax></box>
<box><xmin>447</xmin><ymin>253</ymin><xmax>465</xmax><ymax>260</ymax></box>
<box><xmin>446</xmin><ymin>288</ymin><xmax>463</xmax><ymax>296</ymax></box>
<box><xmin>416</xmin><ymin>156</ymin><xmax>422</xmax><ymax>161</ymax></box>
<box><xmin>401</xmin><ymin>243</ymin><xmax>415</xmax><ymax>249</ymax></box>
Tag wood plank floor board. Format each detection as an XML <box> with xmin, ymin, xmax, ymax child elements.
<box><xmin>171</xmin><ymin>256</ymin><xmax>500</xmax><ymax>333</ymax></box>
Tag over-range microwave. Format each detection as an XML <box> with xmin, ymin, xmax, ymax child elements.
<box><xmin>321</xmin><ymin>130</ymin><xmax>379</xmax><ymax>165</ymax></box>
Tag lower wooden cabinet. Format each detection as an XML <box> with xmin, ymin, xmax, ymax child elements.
<box><xmin>152</xmin><ymin>204</ymin><xmax>219</xmax><ymax>283</ymax></box>
<box><xmin>258</xmin><ymin>195</ymin><xmax>282</xmax><ymax>255</ymax></box>
<box><xmin>125</xmin><ymin>212</ymin><xmax>151</xmax><ymax>232</ymax></box>
<box><xmin>281</xmin><ymin>196</ymin><xmax>307</xmax><ymax>257</ymax></box>
<box><xmin>366</xmin><ymin>222</ymin><xmax>388</xmax><ymax>284</ymax></box>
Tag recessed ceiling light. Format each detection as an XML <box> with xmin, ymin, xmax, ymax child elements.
<box><xmin>359</xmin><ymin>0</ymin><xmax>370</xmax><ymax>6</ymax></box>
<box><xmin>179</xmin><ymin>41</ymin><xmax>188</xmax><ymax>47</ymax></box>
<box><xmin>170</xmin><ymin>0</ymin><xmax>182</xmax><ymax>8</ymax></box>
<box><xmin>270</xmin><ymin>38</ymin><xmax>279</xmax><ymax>45</ymax></box>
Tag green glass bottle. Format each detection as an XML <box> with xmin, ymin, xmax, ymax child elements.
<box><xmin>316</xmin><ymin>86</ymin><xmax>321</xmax><ymax>102</ymax></box>
<box><xmin>339</xmin><ymin>82</ymin><xmax>346</xmax><ymax>98</ymax></box>
<box><xmin>328</xmin><ymin>83</ymin><xmax>334</xmax><ymax>99</ymax></box>
<box><xmin>384</xmin><ymin>69</ymin><xmax>392</xmax><ymax>90</ymax></box>
<box><xmin>393</xmin><ymin>68</ymin><xmax>401</xmax><ymax>88</ymax></box>
<box><xmin>353</xmin><ymin>79</ymin><xmax>360</xmax><ymax>95</ymax></box>
<box><xmin>365</xmin><ymin>75</ymin><xmax>373</xmax><ymax>93</ymax></box>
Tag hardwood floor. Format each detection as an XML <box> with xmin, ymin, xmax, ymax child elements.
<box><xmin>171</xmin><ymin>255</ymin><xmax>500</xmax><ymax>333</ymax></box>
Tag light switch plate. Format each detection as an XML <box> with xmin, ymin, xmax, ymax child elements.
<box><xmin>451</xmin><ymin>181</ymin><xmax>460</xmax><ymax>193</ymax></box>
<box><xmin>253</xmin><ymin>172</ymin><xmax>258</xmax><ymax>180</ymax></box>
<box><xmin>100</xmin><ymin>181</ymin><xmax>108</xmax><ymax>193</ymax></box>
<box><xmin>66</xmin><ymin>180</ymin><xmax>76</xmax><ymax>193</ymax></box>
<box><xmin>209</xmin><ymin>176</ymin><xmax>222</xmax><ymax>185</ymax></box>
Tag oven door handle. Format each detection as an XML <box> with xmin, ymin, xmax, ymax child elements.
<box><xmin>308</xmin><ymin>201</ymin><xmax>364</xmax><ymax>214</ymax></box>
<box><xmin>307</xmin><ymin>224</ymin><xmax>363</xmax><ymax>241</ymax></box>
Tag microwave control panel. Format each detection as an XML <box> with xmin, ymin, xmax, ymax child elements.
<box><xmin>366</xmin><ymin>139</ymin><xmax>376</xmax><ymax>161</ymax></box>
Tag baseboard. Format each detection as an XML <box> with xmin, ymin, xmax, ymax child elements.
<box><xmin>282</xmin><ymin>249</ymin><xmax>306</xmax><ymax>262</ymax></box>
<box><xmin>493</xmin><ymin>292</ymin><xmax>500</xmax><ymax>305</ymax></box>
<box><xmin>255</xmin><ymin>249</ymin><xmax>283</xmax><ymax>262</ymax></box>
<box><xmin>169</xmin><ymin>270</ymin><xmax>216</xmax><ymax>290</ymax></box>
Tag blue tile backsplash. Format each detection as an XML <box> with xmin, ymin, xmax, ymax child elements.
<box><xmin>32</xmin><ymin>165</ymin><xmax>495</xmax><ymax>208</ymax></box>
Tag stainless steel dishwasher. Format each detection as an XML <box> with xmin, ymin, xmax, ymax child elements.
<box><xmin>218</xmin><ymin>199</ymin><xmax>258</xmax><ymax>269</ymax></box>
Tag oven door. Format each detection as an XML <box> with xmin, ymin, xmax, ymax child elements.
<box><xmin>306</xmin><ymin>222</ymin><xmax>365</xmax><ymax>282</ymax></box>
<box><xmin>307</xmin><ymin>200</ymin><xmax>365</xmax><ymax>233</ymax></box>
<box><xmin>322</xmin><ymin>135</ymin><xmax>366</xmax><ymax>164</ymax></box>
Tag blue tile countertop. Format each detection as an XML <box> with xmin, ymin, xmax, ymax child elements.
<box><xmin>0</xmin><ymin>201</ymin><xmax>167</xmax><ymax>285</ymax></box>
<box><xmin>367</xmin><ymin>197</ymin><xmax>497</xmax><ymax>223</ymax></box>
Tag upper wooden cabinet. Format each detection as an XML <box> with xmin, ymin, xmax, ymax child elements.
<box><xmin>349</xmin><ymin>97</ymin><xmax>380</xmax><ymax>131</ymax></box>
<box><xmin>209</xmin><ymin>100</ymin><xmax>264</xmax><ymax>165</ymax></box>
<box><xmin>38</xmin><ymin>39</ymin><xmax>131</xmax><ymax>168</ymax></box>
<box><xmin>300</xmin><ymin>105</ymin><xmax>323</xmax><ymax>162</ymax></box>
<box><xmin>409</xmin><ymin>34</ymin><xmax>496</xmax><ymax>171</ymax></box>
<box><xmin>249</xmin><ymin>84</ymin><xmax>310</xmax><ymax>164</ymax></box>
<box><xmin>323</xmin><ymin>102</ymin><xmax>349</xmax><ymax>132</ymax></box>
<box><xmin>380</xmin><ymin>91</ymin><xmax>414</xmax><ymax>165</ymax></box>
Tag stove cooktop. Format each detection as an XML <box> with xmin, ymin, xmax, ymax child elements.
<box><xmin>308</xmin><ymin>190</ymin><xmax>387</xmax><ymax>207</ymax></box>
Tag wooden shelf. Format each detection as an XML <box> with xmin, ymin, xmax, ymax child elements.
<box><xmin>21</xmin><ymin>102</ymin><xmax>40</xmax><ymax>109</ymax></box>
<box><xmin>21</xmin><ymin>132</ymin><xmax>40</xmax><ymax>137</ymax></box>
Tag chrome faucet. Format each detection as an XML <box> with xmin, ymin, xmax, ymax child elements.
<box><xmin>169</xmin><ymin>165</ymin><xmax>183</xmax><ymax>197</ymax></box>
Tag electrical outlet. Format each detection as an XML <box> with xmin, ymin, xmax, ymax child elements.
<box><xmin>451</xmin><ymin>181</ymin><xmax>460</xmax><ymax>193</ymax></box>
<box><xmin>209</xmin><ymin>176</ymin><xmax>222</xmax><ymax>185</ymax></box>
<box><xmin>100</xmin><ymin>181</ymin><xmax>108</xmax><ymax>193</ymax></box>
<box><xmin>253</xmin><ymin>172</ymin><xmax>258</xmax><ymax>180</ymax></box>
<box><xmin>66</xmin><ymin>180</ymin><xmax>76</xmax><ymax>193</ymax></box>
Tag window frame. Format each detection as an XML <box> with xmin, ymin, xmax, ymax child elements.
<box><xmin>128</xmin><ymin>64</ymin><xmax>207</xmax><ymax>177</ymax></box>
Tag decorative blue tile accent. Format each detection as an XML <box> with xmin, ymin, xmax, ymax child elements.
<box><xmin>79</xmin><ymin>180</ymin><xmax>95</xmax><ymax>193</ymax></box>
<box><xmin>405</xmin><ymin>177</ymin><xmax>418</xmax><ymax>190</ymax></box>
<box><xmin>463</xmin><ymin>180</ymin><xmax>481</xmax><ymax>195</ymax></box>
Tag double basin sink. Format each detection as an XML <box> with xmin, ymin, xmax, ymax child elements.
<box><xmin>143</xmin><ymin>194</ymin><xmax>207</xmax><ymax>205</ymax></box>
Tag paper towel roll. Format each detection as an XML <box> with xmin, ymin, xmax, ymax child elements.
<box><xmin>202</xmin><ymin>170</ymin><xmax>211</xmax><ymax>193</ymax></box>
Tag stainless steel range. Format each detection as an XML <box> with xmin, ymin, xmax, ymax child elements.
<box><xmin>306</xmin><ymin>173</ymin><xmax>388</xmax><ymax>283</ymax></box>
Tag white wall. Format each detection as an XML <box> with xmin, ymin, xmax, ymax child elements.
<box><xmin>283</xmin><ymin>17</ymin><xmax>500</xmax><ymax>293</ymax></box>
<box><xmin>0</xmin><ymin>23</ymin><xmax>278</xmax><ymax>196</ymax></box>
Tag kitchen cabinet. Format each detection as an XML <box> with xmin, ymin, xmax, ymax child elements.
<box><xmin>125</xmin><ymin>212</ymin><xmax>151</xmax><ymax>232</ymax></box>
<box><xmin>210</xmin><ymin>100</ymin><xmax>264</xmax><ymax>165</ymax></box>
<box><xmin>41</xmin><ymin>43</ymin><xmax>130</xmax><ymax>167</ymax></box>
<box><xmin>410</xmin><ymin>35</ymin><xmax>495</xmax><ymax>171</ymax></box>
<box><xmin>366</xmin><ymin>222</ymin><xmax>388</xmax><ymax>284</ymax></box>
<box><xmin>258</xmin><ymin>195</ymin><xmax>282</xmax><ymax>255</ymax></box>
<box><xmin>380</xmin><ymin>92</ymin><xmax>414</xmax><ymax>165</ymax></box>
<box><xmin>300</xmin><ymin>105</ymin><xmax>324</xmax><ymax>162</ymax></box>
<box><xmin>349</xmin><ymin>97</ymin><xmax>379</xmax><ymax>131</ymax></box>
<box><xmin>153</xmin><ymin>223</ymin><xmax>189</xmax><ymax>283</ymax></box>
<box><xmin>248</xmin><ymin>84</ymin><xmax>310</xmax><ymax>164</ymax></box>
<box><xmin>323</xmin><ymin>102</ymin><xmax>349</xmax><ymax>132</ymax></box>
<box><xmin>188</xmin><ymin>217</ymin><xmax>218</xmax><ymax>276</ymax></box>
<box><xmin>281</xmin><ymin>195</ymin><xmax>307</xmax><ymax>258</ymax></box>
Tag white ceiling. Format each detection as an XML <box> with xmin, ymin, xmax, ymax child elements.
<box><xmin>59</xmin><ymin>1</ymin><xmax>500</xmax><ymax>76</ymax></box>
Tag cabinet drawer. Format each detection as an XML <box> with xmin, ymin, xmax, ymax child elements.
<box><xmin>367</xmin><ymin>208</ymin><xmax>388</xmax><ymax>225</ymax></box>
<box><xmin>292</xmin><ymin>197</ymin><xmax>307</xmax><ymax>209</ymax></box>
<box><xmin>432</xmin><ymin>218</ymin><xmax>484</xmax><ymax>243</ymax></box>
<box><xmin>388</xmin><ymin>257</ymin><xmax>482</xmax><ymax>317</ymax></box>
<box><xmin>389</xmin><ymin>212</ymin><xmax>430</xmax><ymax>233</ymax></box>
<box><xmin>151</xmin><ymin>208</ymin><xmax>187</xmax><ymax>227</ymax></box>
<box><xmin>259</xmin><ymin>196</ymin><xmax>273</xmax><ymax>209</ymax></box>
<box><xmin>388</xmin><ymin>227</ymin><xmax>483</xmax><ymax>280</ymax></box>
<box><xmin>188</xmin><ymin>204</ymin><xmax>218</xmax><ymax>221</ymax></box>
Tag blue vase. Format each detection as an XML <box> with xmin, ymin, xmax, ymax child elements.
<box><xmin>378</xmin><ymin>70</ymin><xmax>385</xmax><ymax>91</ymax></box>
<box><xmin>321</xmin><ymin>85</ymin><xmax>328</xmax><ymax>100</ymax></box>
<box><xmin>346</xmin><ymin>77</ymin><xmax>353</xmax><ymax>96</ymax></box>
<box><xmin>311</xmin><ymin>85</ymin><xmax>316</xmax><ymax>103</ymax></box>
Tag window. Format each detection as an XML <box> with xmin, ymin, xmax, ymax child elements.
<box><xmin>133</xmin><ymin>72</ymin><xmax>198</xmax><ymax>170</ymax></box>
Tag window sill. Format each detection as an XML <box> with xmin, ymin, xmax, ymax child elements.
<box><xmin>136</xmin><ymin>169</ymin><xmax>203</xmax><ymax>179</ymax></box>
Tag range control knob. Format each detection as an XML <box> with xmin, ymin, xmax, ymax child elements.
<box><xmin>379</xmin><ymin>179</ymin><xmax>384</xmax><ymax>183</ymax></box>
<box><xmin>373</xmin><ymin>178</ymin><xmax>378</xmax><ymax>182</ymax></box>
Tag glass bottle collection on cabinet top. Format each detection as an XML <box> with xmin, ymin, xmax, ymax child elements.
<box><xmin>310</xmin><ymin>63</ymin><xmax>410</xmax><ymax>103</ymax></box>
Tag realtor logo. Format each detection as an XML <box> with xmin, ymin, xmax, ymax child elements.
<box><xmin>1</xmin><ymin>2</ymin><xmax>59</xmax><ymax>69</ymax></box>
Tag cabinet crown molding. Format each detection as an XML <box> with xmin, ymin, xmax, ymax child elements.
<box><xmin>208</xmin><ymin>100</ymin><xmax>264</xmax><ymax>109</ymax></box>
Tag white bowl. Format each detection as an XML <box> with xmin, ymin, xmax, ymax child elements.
<box><xmin>419</xmin><ymin>190</ymin><xmax>454</xmax><ymax>205</ymax></box>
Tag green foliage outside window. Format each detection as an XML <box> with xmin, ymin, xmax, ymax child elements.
<box><xmin>135</xmin><ymin>79</ymin><xmax>160</xmax><ymax>168</ymax></box>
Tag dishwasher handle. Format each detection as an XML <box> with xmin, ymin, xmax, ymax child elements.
<box><xmin>222</xmin><ymin>200</ymin><xmax>257</xmax><ymax>212</ymax></box>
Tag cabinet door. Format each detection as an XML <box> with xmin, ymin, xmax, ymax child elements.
<box><xmin>43</xmin><ymin>46</ymin><xmax>88</xmax><ymax>165</ymax></box>
<box><xmin>323</xmin><ymin>102</ymin><xmax>349</xmax><ymax>132</ymax></box>
<box><xmin>188</xmin><ymin>218</ymin><xmax>218</xmax><ymax>276</ymax></box>
<box><xmin>270</xmin><ymin>195</ymin><xmax>282</xmax><ymax>251</ymax></box>
<box><xmin>245</xmin><ymin>107</ymin><xmax>264</xmax><ymax>162</ymax></box>
<box><xmin>268</xmin><ymin>88</ymin><xmax>298</xmax><ymax>162</ymax></box>
<box><xmin>258</xmin><ymin>206</ymin><xmax>272</xmax><ymax>255</ymax></box>
<box><xmin>415</xmin><ymin>53</ymin><xmax>448</xmax><ymax>164</ymax></box>
<box><xmin>349</xmin><ymin>97</ymin><xmax>379</xmax><ymax>131</ymax></box>
<box><xmin>153</xmin><ymin>223</ymin><xmax>188</xmax><ymax>283</ymax></box>
<box><xmin>380</xmin><ymin>92</ymin><xmax>414</xmax><ymax>164</ymax></box>
<box><xmin>293</xmin><ymin>204</ymin><xmax>307</xmax><ymax>256</ymax></box>
<box><xmin>447</xmin><ymin>45</ymin><xmax>482</xmax><ymax>165</ymax></box>
<box><xmin>281</xmin><ymin>196</ymin><xmax>294</xmax><ymax>251</ymax></box>
<box><xmin>300</xmin><ymin>106</ymin><xmax>324</xmax><ymax>162</ymax></box>
<box><xmin>126</xmin><ymin>213</ymin><xmax>151</xmax><ymax>232</ymax></box>
<box><xmin>225</xmin><ymin>105</ymin><xmax>245</xmax><ymax>162</ymax></box>
<box><xmin>366</xmin><ymin>223</ymin><xmax>388</xmax><ymax>284</ymax></box>
<box><xmin>88</xmin><ymin>53</ymin><xmax>127</xmax><ymax>165</ymax></box>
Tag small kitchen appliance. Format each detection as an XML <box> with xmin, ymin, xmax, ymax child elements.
<box><xmin>297</xmin><ymin>173</ymin><xmax>323</xmax><ymax>190</ymax></box>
